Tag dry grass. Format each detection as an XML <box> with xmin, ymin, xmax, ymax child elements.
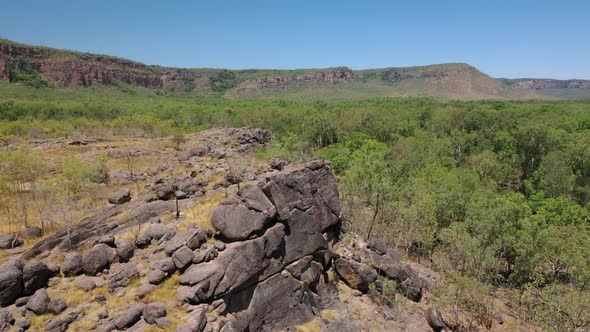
<box><xmin>178</xmin><ymin>190</ymin><xmax>230</xmax><ymax>231</ymax></box>
<box><xmin>143</xmin><ymin>273</ymin><xmax>187</xmax><ymax>329</ymax></box>
<box><xmin>29</xmin><ymin>313</ymin><xmax>56</xmax><ymax>330</ymax></box>
<box><xmin>47</xmin><ymin>279</ymin><xmax>108</xmax><ymax>308</ymax></box>
<box><xmin>320</xmin><ymin>309</ymin><xmax>339</xmax><ymax>321</ymax></box>
<box><xmin>296</xmin><ymin>319</ymin><xmax>321</xmax><ymax>332</ymax></box>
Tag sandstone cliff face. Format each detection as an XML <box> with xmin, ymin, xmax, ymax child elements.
<box><xmin>0</xmin><ymin>41</ymin><xmax>164</xmax><ymax>88</ymax></box>
<box><xmin>235</xmin><ymin>67</ymin><xmax>355</xmax><ymax>92</ymax></box>
<box><xmin>0</xmin><ymin>40</ymin><xmax>357</xmax><ymax>95</ymax></box>
<box><xmin>507</xmin><ymin>78</ymin><xmax>590</xmax><ymax>90</ymax></box>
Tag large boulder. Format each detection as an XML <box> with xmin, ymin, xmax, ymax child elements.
<box><xmin>0</xmin><ymin>257</ymin><xmax>24</xmax><ymax>306</ymax></box>
<box><xmin>262</xmin><ymin>161</ymin><xmax>340</xmax><ymax>263</ymax></box>
<box><xmin>180</xmin><ymin>223</ymin><xmax>285</xmax><ymax>300</ymax></box>
<box><xmin>23</xmin><ymin>260</ymin><xmax>52</xmax><ymax>295</ymax></box>
<box><xmin>26</xmin><ymin>288</ymin><xmax>50</xmax><ymax>315</ymax></box>
<box><xmin>62</xmin><ymin>252</ymin><xmax>83</xmax><ymax>276</ymax></box>
<box><xmin>45</xmin><ymin>309</ymin><xmax>80</xmax><ymax>332</ymax></box>
<box><xmin>107</xmin><ymin>263</ymin><xmax>140</xmax><ymax>291</ymax></box>
<box><xmin>426</xmin><ymin>307</ymin><xmax>447</xmax><ymax>332</ymax></box>
<box><xmin>381</xmin><ymin>263</ymin><xmax>425</xmax><ymax>302</ymax></box>
<box><xmin>223</xmin><ymin>273</ymin><xmax>316</xmax><ymax>331</ymax></box>
<box><xmin>82</xmin><ymin>243</ymin><xmax>117</xmax><ymax>276</ymax></box>
<box><xmin>116</xmin><ymin>239</ymin><xmax>135</xmax><ymax>262</ymax></box>
<box><xmin>143</xmin><ymin>302</ymin><xmax>167</xmax><ymax>324</ymax></box>
<box><xmin>48</xmin><ymin>298</ymin><xmax>67</xmax><ymax>315</ymax></box>
<box><xmin>108</xmin><ymin>188</ymin><xmax>131</xmax><ymax>205</ymax></box>
<box><xmin>115</xmin><ymin>303</ymin><xmax>146</xmax><ymax>330</ymax></box>
<box><xmin>0</xmin><ymin>234</ymin><xmax>22</xmax><ymax>249</ymax></box>
<box><xmin>211</xmin><ymin>185</ymin><xmax>277</xmax><ymax>241</ymax></box>
<box><xmin>0</xmin><ymin>311</ymin><xmax>13</xmax><ymax>331</ymax></box>
<box><xmin>334</xmin><ymin>258</ymin><xmax>378</xmax><ymax>292</ymax></box>
<box><xmin>172</xmin><ymin>246</ymin><xmax>194</xmax><ymax>270</ymax></box>
<box><xmin>25</xmin><ymin>226</ymin><xmax>43</xmax><ymax>239</ymax></box>
<box><xmin>136</xmin><ymin>223</ymin><xmax>173</xmax><ymax>248</ymax></box>
<box><xmin>175</xmin><ymin>306</ymin><xmax>206</xmax><ymax>332</ymax></box>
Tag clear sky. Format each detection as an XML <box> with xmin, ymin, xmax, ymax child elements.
<box><xmin>1</xmin><ymin>0</ymin><xmax>588</xmax><ymax>79</ymax></box>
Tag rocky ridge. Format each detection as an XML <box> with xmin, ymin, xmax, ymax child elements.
<box><xmin>5</xmin><ymin>38</ymin><xmax>588</xmax><ymax>99</ymax></box>
<box><xmin>0</xmin><ymin>127</ymin><xmax>452</xmax><ymax>331</ymax></box>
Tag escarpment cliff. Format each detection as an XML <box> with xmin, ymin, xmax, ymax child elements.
<box><xmin>6</xmin><ymin>38</ymin><xmax>589</xmax><ymax>99</ymax></box>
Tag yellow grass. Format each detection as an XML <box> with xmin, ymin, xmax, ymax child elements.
<box><xmin>320</xmin><ymin>309</ymin><xmax>339</xmax><ymax>321</ymax></box>
<box><xmin>178</xmin><ymin>190</ymin><xmax>230</xmax><ymax>231</ymax></box>
<box><xmin>297</xmin><ymin>319</ymin><xmax>321</xmax><ymax>332</ymax></box>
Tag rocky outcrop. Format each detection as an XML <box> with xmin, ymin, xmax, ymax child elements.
<box><xmin>503</xmin><ymin>78</ymin><xmax>590</xmax><ymax>90</ymax></box>
<box><xmin>0</xmin><ymin>145</ymin><xmax>435</xmax><ymax>331</ymax></box>
<box><xmin>108</xmin><ymin>188</ymin><xmax>131</xmax><ymax>205</ymax></box>
<box><xmin>0</xmin><ymin>235</ymin><xmax>22</xmax><ymax>249</ymax></box>
<box><xmin>0</xmin><ymin>258</ymin><xmax>24</xmax><ymax>306</ymax></box>
<box><xmin>235</xmin><ymin>67</ymin><xmax>355</xmax><ymax>93</ymax></box>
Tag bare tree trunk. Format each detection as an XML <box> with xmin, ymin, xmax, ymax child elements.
<box><xmin>175</xmin><ymin>196</ymin><xmax>180</xmax><ymax>220</ymax></box>
<box><xmin>366</xmin><ymin>192</ymin><xmax>382</xmax><ymax>240</ymax></box>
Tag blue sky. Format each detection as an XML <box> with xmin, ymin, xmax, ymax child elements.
<box><xmin>1</xmin><ymin>0</ymin><xmax>588</xmax><ymax>79</ymax></box>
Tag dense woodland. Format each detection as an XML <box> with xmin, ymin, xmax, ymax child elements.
<box><xmin>0</xmin><ymin>84</ymin><xmax>589</xmax><ymax>330</ymax></box>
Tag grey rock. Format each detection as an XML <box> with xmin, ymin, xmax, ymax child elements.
<box><xmin>268</xmin><ymin>157</ymin><xmax>288</xmax><ymax>171</ymax></box>
<box><xmin>62</xmin><ymin>252</ymin><xmax>83</xmax><ymax>276</ymax></box>
<box><xmin>44</xmin><ymin>309</ymin><xmax>80</xmax><ymax>332</ymax></box>
<box><xmin>23</xmin><ymin>260</ymin><xmax>52</xmax><ymax>295</ymax></box>
<box><xmin>380</xmin><ymin>263</ymin><xmax>425</xmax><ymax>302</ymax></box>
<box><xmin>261</xmin><ymin>162</ymin><xmax>340</xmax><ymax>263</ymax></box>
<box><xmin>48</xmin><ymin>298</ymin><xmax>67</xmax><ymax>315</ymax></box>
<box><xmin>172</xmin><ymin>246</ymin><xmax>194</xmax><ymax>270</ymax></box>
<box><xmin>116</xmin><ymin>239</ymin><xmax>135</xmax><ymax>262</ymax></box>
<box><xmin>213</xmin><ymin>242</ymin><xmax>226</xmax><ymax>251</ymax></box>
<box><xmin>192</xmin><ymin>251</ymin><xmax>208</xmax><ymax>264</ymax></box>
<box><xmin>127</xmin><ymin>318</ymin><xmax>148</xmax><ymax>331</ymax></box>
<box><xmin>0</xmin><ymin>257</ymin><xmax>24</xmax><ymax>306</ymax></box>
<box><xmin>108</xmin><ymin>188</ymin><xmax>131</xmax><ymax>205</ymax></box>
<box><xmin>180</xmin><ymin>224</ymin><xmax>285</xmax><ymax>299</ymax></box>
<box><xmin>285</xmin><ymin>256</ymin><xmax>313</xmax><ymax>278</ymax></box>
<box><xmin>156</xmin><ymin>316</ymin><xmax>172</xmax><ymax>328</ymax></box>
<box><xmin>98</xmin><ymin>308</ymin><xmax>109</xmax><ymax>319</ymax></box>
<box><xmin>143</xmin><ymin>302</ymin><xmax>166</xmax><ymax>324</ymax></box>
<box><xmin>224</xmin><ymin>273</ymin><xmax>315</xmax><ymax>332</ymax></box>
<box><xmin>0</xmin><ymin>234</ymin><xmax>23</xmax><ymax>249</ymax></box>
<box><xmin>175</xmin><ymin>306</ymin><xmax>206</xmax><ymax>332</ymax></box>
<box><xmin>211</xmin><ymin>185</ymin><xmax>277</xmax><ymax>241</ymax></box>
<box><xmin>74</xmin><ymin>276</ymin><xmax>96</xmax><ymax>291</ymax></box>
<box><xmin>133</xmin><ymin>284</ymin><xmax>156</xmax><ymax>299</ymax></box>
<box><xmin>137</xmin><ymin>224</ymin><xmax>173</xmax><ymax>248</ymax></box>
<box><xmin>0</xmin><ymin>311</ymin><xmax>13</xmax><ymax>331</ymax></box>
<box><xmin>189</xmin><ymin>146</ymin><xmax>210</xmax><ymax>157</ymax></box>
<box><xmin>114</xmin><ymin>303</ymin><xmax>146</xmax><ymax>330</ymax></box>
<box><xmin>25</xmin><ymin>226</ymin><xmax>43</xmax><ymax>239</ymax></box>
<box><xmin>148</xmin><ymin>269</ymin><xmax>168</xmax><ymax>285</ymax></box>
<box><xmin>107</xmin><ymin>263</ymin><xmax>139</xmax><ymax>291</ymax></box>
<box><xmin>334</xmin><ymin>258</ymin><xmax>378</xmax><ymax>292</ymax></box>
<box><xmin>165</xmin><ymin>233</ymin><xmax>191</xmax><ymax>256</ymax></box>
<box><xmin>82</xmin><ymin>243</ymin><xmax>117</xmax><ymax>276</ymax></box>
<box><xmin>15</xmin><ymin>296</ymin><xmax>30</xmax><ymax>307</ymax></box>
<box><xmin>426</xmin><ymin>307</ymin><xmax>446</xmax><ymax>332</ymax></box>
<box><xmin>97</xmin><ymin>235</ymin><xmax>116</xmax><ymax>247</ymax></box>
<box><xmin>151</xmin><ymin>258</ymin><xmax>176</xmax><ymax>274</ymax></box>
<box><xmin>368</xmin><ymin>239</ymin><xmax>389</xmax><ymax>255</ymax></box>
<box><xmin>15</xmin><ymin>317</ymin><xmax>31</xmax><ymax>329</ymax></box>
<box><xmin>27</xmin><ymin>288</ymin><xmax>50</xmax><ymax>315</ymax></box>
<box><xmin>186</xmin><ymin>229</ymin><xmax>209</xmax><ymax>250</ymax></box>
